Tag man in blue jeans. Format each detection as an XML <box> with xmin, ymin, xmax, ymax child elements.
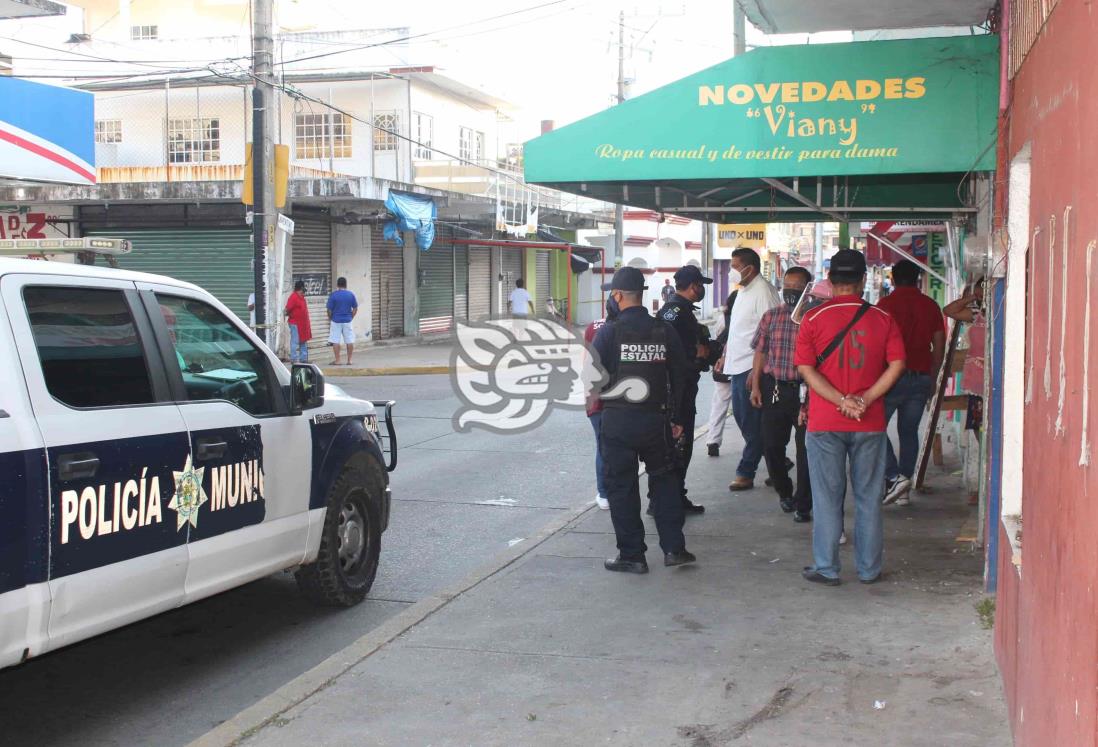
<box><xmin>721</xmin><ymin>248</ymin><xmax>781</xmax><ymax>491</ymax></box>
<box><xmin>794</xmin><ymin>250</ymin><xmax>906</xmax><ymax>586</ymax></box>
<box><xmin>876</xmin><ymin>260</ymin><xmax>946</xmax><ymax>505</ymax></box>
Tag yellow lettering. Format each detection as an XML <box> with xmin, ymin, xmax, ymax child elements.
<box><xmin>797</xmin><ymin>119</ymin><xmax>816</xmax><ymax>137</ymax></box>
<box><xmin>781</xmin><ymin>82</ymin><xmax>800</xmax><ymax>103</ymax></box>
<box><xmin>754</xmin><ymin>82</ymin><xmax>780</xmax><ymax>104</ymax></box>
<box><xmin>698</xmin><ymin>85</ymin><xmax>724</xmax><ymax>106</ymax></box>
<box><xmin>802</xmin><ymin>81</ymin><xmax>827</xmax><ymax>102</ymax></box>
<box><xmin>884</xmin><ymin>78</ymin><xmax>904</xmax><ymax>99</ymax></box>
<box><xmin>905</xmin><ymin>77</ymin><xmax>926</xmax><ymax>99</ymax></box>
<box><xmin>856</xmin><ymin>80</ymin><xmax>881</xmax><ymax>100</ymax></box>
<box><xmin>728</xmin><ymin>84</ymin><xmax>754</xmax><ymax>105</ymax></box>
<box><xmin>827</xmin><ymin>81</ymin><xmax>854</xmax><ymax>102</ymax></box>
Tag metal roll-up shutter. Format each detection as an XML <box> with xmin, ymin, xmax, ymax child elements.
<box><xmin>371</xmin><ymin>226</ymin><xmax>404</xmax><ymax>339</ymax></box>
<box><xmin>453</xmin><ymin>243</ymin><xmax>468</xmax><ymax>321</ymax></box>
<box><xmin>85</xmin><ymin>228</ymin><xmax>252</xmax><ymax>321</ymax></box>
<box><xmin>535</xmin><ymin>249</ymin><xmax>551</xmax><ymax>314</ymax></box>
<box><xmin>468</xmin><ymin>246</ymin><xmax>492</xmax><ymax>320</ymax></box>
<box><xmin>501</xmin><ymin>248</ymin><xmax>523</xmax><ymax>315</ymax></box>
<box><xmin>418</xmin><ymin>243</ymin><xmax>453</xmax><ymax>335</ymax></box>
<box><xmin>291</xmin><ymin>218</ymin><xmax>333</xmax><ymax>357</ymax></box>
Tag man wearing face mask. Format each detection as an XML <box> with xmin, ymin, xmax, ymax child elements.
<box><xmin>657</xmin><ymin>264</ymin><xmax>718</xmax><ymax>515</ymax></box>
<box><xmin>592</xmin><ymin>267</ymin><xmax>695</xmax><ymax>573</ymax></box>
<box><xmin>723</xmin><ymin>248</ymin><xmax>782</xmax><ymax>492</ymax></box>
<box><xmin>750</xmin><ymin>266</ymin><xmax>814</xmax><ymax>521</ymax></box>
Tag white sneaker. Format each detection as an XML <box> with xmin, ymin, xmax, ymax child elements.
<box><xmin>595</xmin><ymin>496</ymin><xmax>610</xmax><ymax>510</ymax></box>
<box><xmin>896</xmin><ymin>494</ymin><xmax>912</xmax><ymax>507</ymax></box>
<box><xmin>883</xmin><ymin>476</ymin><xmax>912</xmax><ymax>505</ymax></box>
<box><xmin>839</xmin><ymin>531</ymin><xmax>848</xmax><ymax>545</ymax></box>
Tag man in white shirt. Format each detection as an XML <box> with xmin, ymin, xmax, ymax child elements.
<box><xmin>509</xmin><ymin>277</ymin><xmax>534</xmax><ymax>317</ymax></box>
<box><xmin>722</xmin><ymin>248</ymin><xmax>781</xmax><ymax>491</ymax></box>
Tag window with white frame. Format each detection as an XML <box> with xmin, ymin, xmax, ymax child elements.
<box><xmin>373</xmin><ymin>112</ymin><xmax>400</xmax><ymax>152</ymax></box>
<box><xmin>413</xmin><ymin>112</ymin><xmax>433</xmax><ymax>160</ymax></box>
<box><xmin>459</xmin><ymin>126</ymin><xmax>484</xmax><ymax>163</ymax></box>
<box><xmin>294</xmin><ymin>112</ymin><xmax>351</xmax><ymax>160</ymax></box>
<box><xmin>131</xmin><ymin>25</ymin><xmax>158</xmax><ymax>40</ymax></box>
<box><xmin>167</xmin><ymin>118</ymin><xmax>220</xmax><ymax>163</ymax></box>
<box><xmin>95</xmin><ymin>119</ymin><xmax>122</xmax><ymax>144</ymax></box>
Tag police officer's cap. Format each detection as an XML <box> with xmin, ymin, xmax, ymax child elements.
<box><xmin>602</xmin><ymin>266</ymin><xmax>648</xmax><ymax>292</ymax></box>
<box><xmin>673</xmin><ymin>265</ymin><xmax>713</xmax><ymax>286</ymax></box>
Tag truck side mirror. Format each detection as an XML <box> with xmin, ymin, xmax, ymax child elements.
<box><xmin>290</xmin><ymin>363</ymin><xmax>325</xmax><ymax>414</ymax></box>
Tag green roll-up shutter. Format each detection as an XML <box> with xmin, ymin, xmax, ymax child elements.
<box><xmin>86</xmin><ymin>228</ymin><xmax>253</xmax><ymax>322</ymax></box>
<box><xmin>418</xmin><ymin>242</ymin><xmax>453</xmax><ymax>334</ymax></box>
<box><xmin>453</xmin><ymin>243</ymin><xmax>468</xmax><ymax>320</ymax></box>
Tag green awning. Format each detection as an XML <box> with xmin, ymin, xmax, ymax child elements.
<box><xmin>524</xmin><ymin>35</ymin><xmax>999</xmax><ymax>223</ymax></box>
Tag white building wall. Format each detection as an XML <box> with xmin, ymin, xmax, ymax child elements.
<box><xmin>91</xmin><ymin>77</ymin><xmax>502</xmax><ymax>184</ymax></box>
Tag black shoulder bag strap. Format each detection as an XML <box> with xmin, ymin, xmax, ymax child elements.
<box><xmin>816</xmin><ymin>301</ymin><xmax>871</xmax><ymax>367</ymax></box>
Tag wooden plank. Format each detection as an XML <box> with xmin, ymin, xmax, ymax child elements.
<box><xmin>915</xmin><ymin>319</ymin><xmax>964</xmax><ymax>490</ymax></box>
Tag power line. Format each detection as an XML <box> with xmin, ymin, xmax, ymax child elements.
<box><xmin>277</xmin><ymin>0</ymin><xmax>580</xmax><ymax>66</ymax></box>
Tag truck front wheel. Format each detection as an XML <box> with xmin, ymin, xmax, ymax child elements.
<box><xmin>295</xmin><ymin>461</ymin><xmax>382</xmax><ymax>606</ymax></box>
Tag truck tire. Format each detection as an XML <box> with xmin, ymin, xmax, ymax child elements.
<box><xmin>295</xmin><ymin>459</ymin><xmax>382</xmax><ymax>606</ymax></box>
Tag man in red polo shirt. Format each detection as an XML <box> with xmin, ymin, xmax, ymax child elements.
<box><xmin>876</xmin><ymin>260</ymin><xmax>946</xmax><ymax>505</ymax></box>
<box><xmin>284</xmin><ymin>280</ymin><xmax>312</xmax><ymax>363</ymax></box>
<box><xmin>794</xmin><ymin>249</ymin><xmax>905</xmax><ymax>586</ymax></box>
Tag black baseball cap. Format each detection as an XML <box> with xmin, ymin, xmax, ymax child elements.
<box><xmin>673</xmin><ymin>265</ymin><xmax>713</xmax><ymax>286</ymax></box>
<box><xmin>829</xmin><ymin>249</ymin><xmax>868</xmax><ymax>276</ymax></box>
<box><xmin>602</xmin><ymin>266</ymin><xmax>648</xmax><ymax>292</ymax></box>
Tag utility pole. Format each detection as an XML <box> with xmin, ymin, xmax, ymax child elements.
<box><xmin>251</xmin><ymin>0</ymin><xmax>277</xmax><ymax>345</ymax></box>
<box><xmin>733</xmin><ymin>0</ymin><xmax>746</xmax><ymax>55</ymax></box>
<box><xmin>613</xmin><ymin>9</ymin><xmax>625</xmax><ymax>266</ymax></box>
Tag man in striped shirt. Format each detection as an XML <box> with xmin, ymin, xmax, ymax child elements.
<box><xmin>750</xmin><ymin>266</ymin><xmax>813</xmax><ymax>522</ymax></box>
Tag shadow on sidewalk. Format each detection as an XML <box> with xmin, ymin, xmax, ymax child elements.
<box><xmin>235</xmin><ymin>446</ymin><xmax>1010</xmax><ymax>747</ymax></box>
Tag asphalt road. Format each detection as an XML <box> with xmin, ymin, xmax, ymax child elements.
<box><xmin>1</xmin><ymin>374</ymin><xmax>721</xmax><ymax>747</ymax></box>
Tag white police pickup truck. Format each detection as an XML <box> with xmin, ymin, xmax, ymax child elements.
<box><xmin>0</xmin><ymin>242</ymin><xmax>396</xmax><ymax>670</ymax></box>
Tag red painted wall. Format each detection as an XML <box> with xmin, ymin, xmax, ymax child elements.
<box><xmin>997</xmin><ymin>1</ymin><xmax>1098</xmax><ymax>744</ymax></box>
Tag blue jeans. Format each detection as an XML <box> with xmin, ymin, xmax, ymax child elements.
<box><xmin>589</xmin><ymin>412</ymin><xmax>607</xmax><ymax>499</ymax></box>
<box><xmin>289</xmin><ymin>323</ymin><xmax>309</xmax><ymax>362</ymax></box>
<box><xmin>884</xmin><ymin>372</ymin><xmax>933</xmax><ymax>480</ymax></box>
<box><xmin>806</xmin><ymin>431</ymin><xmax>887</xmax><ymax>581</ymax></box>
<box><xmin>731</xmin><ymin>371</ymin><xmax>765</xmax><ymax>479</ymax></box>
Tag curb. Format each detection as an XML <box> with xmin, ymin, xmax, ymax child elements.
<box><xmin>321</xmin><ymin>365</ymin><xmax>451</xmax><ymax>377</ymax></box>
<box><xmin>189</xmin><ymin>425</ymin><xmax>710</xmax><ymax>747</ymax></box>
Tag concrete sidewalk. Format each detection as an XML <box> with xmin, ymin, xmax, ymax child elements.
<box><xmin>196</xmin><ymin>443</ymin><xmax>1009</xmax><ymax>747</ymax></box>
<box><xmin>320</xmin><ymin>337</ymin><xmax>454</xmax><ymax>377</ymax></box>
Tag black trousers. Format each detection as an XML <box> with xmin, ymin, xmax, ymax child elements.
<box><xmin>760</xmin><ymin>373</ymin><xmax>812</xmax><ymax>513</ymax></box>
<box><xmin>601</xmin><ymin>408</ymin><xmax>686</xmax><ymax>559</ymax></box>
<box><xmin>677</xmin><ymin>404</ymin><xmax>697</xmax><ymax>503</ymax></box>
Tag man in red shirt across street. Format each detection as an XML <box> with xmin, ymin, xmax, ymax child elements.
<box><xmin>876</xmin><ymin>260</ymin><xmax>946</xmax><ymax>506</ymax></box>
<box><xmin>794</xmin><ymin>250</ymin><xmax>905</xmax><ymax>586</ymax></box>
<box><xmin>284</xmin><ymin>280</ymin><xmax>312</xmax><ymax>363</ymax></box>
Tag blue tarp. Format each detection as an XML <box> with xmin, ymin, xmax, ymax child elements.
<box><xmin>384</xmin><ymin>190</ymin><xmax>436</xmax><ymax>251</ymax></box>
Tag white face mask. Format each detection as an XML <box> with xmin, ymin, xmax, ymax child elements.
<box><xmin>729</xmin><ymin>267</ymin><xmax>743</xmax><ymax>286</ymax></box>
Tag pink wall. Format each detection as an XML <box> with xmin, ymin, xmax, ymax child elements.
<box><xmin>997</xmin><ymin>1</ymin><xmax>1098</xmax><ymax>744</ymax></box>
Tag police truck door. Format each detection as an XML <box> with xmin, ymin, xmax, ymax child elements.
<box><xmin>136</xmin><ymin>283</ymin><xmax>312</xmax><ymax>602</ymax></box>
<box><xmin>2</xmin><ymin>273</ymin><xmax>192</xmax><ymax>651</ymax></box>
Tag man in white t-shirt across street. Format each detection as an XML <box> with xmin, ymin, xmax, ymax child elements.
<box><xmin>509</xmin><ymin>277</ymin><xmax>534</xmax><ymax>317</ymax></box>
<box><xmin>722</xmin><ymin>248</ymin><xmax>781</xmax><ymax>491</ymax></box>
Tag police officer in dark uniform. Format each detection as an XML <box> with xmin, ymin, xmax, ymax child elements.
<box><xmin>657</xmin><ymin>265</ymin><xmax>718</xmax><ymax>514</ymax></box>
<box><xmin>592</xmin><ymin>267</ymin><xmax>696</xmax><ymax>573</ymax></box>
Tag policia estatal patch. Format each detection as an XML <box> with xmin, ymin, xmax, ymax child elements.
<box><xmin>620</xmin><ymin>343</ymin><xmax>667</xmax><ymax>363</ymax></box>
